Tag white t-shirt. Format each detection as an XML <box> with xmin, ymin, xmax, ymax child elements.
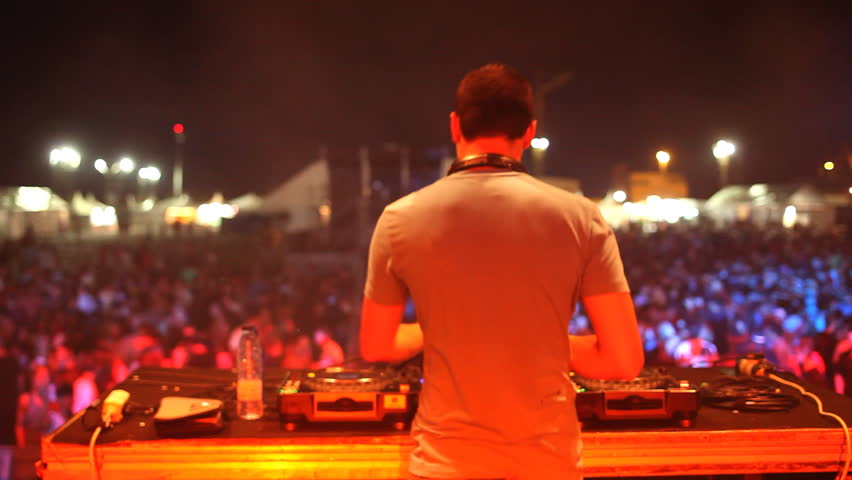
<box><xmin>365</xmin><ymin>170</ymin><xmax>629</xmax><ymax>479</ymax></box>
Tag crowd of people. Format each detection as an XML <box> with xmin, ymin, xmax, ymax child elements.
<box><xmin>0</xmin><ymin>222</ymin><xmax>849</xmax><ymax>469</ymax></box>
<box><xmin>571</xmin><ymin>223</ymin><xmax>851</xmax><ymax>392</ymax></box>
<box><xmin>0</xmin><ymin>232</ymin><xmax>355</xmax><ymax>456</ymax></box>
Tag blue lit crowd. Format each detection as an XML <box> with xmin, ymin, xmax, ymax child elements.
<box><xmin>571</xmin><ymin>223</ymin><xmax>852</xmax><ymax>391</ymax></box>
<box><xmin>0</xmin><ymin>223</ymin><xmax>850</xmax><ymax>453</ymax></box>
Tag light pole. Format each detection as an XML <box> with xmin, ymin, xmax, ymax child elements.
<box><xmin>138</xmin><ymin>166</ymin><xmax>162</xmax><ymax>200</ymax></box>
<box><xmin>531</xmin><ymin>137</ymin><xmax>550</xmax><ymax>176</ymax></box>
<box><xmin>100</xmin><ymin>157</ymin><xmax>135</xmax><ymax>205</ymax></box>
<box><xmin>655</xmin><ymin>150</ymin><xmax>671</xmax><ymax>174</ymax></box>
<box><xmin>48</xmin><ymin>146</ymin><xmax>81</xmax><ymax>198</ymax></box>
<box><xmin>712</xmin><ymin>140</ymin><xmax>736</xmax><ymax>187</ymax></box>
<box><xmin>95</xmin><ymin>156</ymin><xmax>137</xmax><ymax>217</ymax></box>
<box><xmin>533</xmin><ymin>71</ymin><xmax>573</xmax><ymax>177</ymax></box>
<box><xmin>173</xmin><ymin>124</ymin><xmax>185</xmax><ymax>196</ymax></box>
<box><xmin>104</xmin><ymin>157</ymin><xmax>136</xmax><ymax>235</ymax></box>
<box><xmin>49</xmin><ymin>146</ymin><xmax>81</xmax><ymax>170</ymax></box>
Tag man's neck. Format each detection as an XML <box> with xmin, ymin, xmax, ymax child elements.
<box><xmin>456</xmin><ymin>136</ymin><xmax>525</xmax><ymax>161</ymax></box>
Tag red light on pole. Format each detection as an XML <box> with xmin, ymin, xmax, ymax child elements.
<box><xmin>173</xmin><ymin>123</ymin><xmax>185</xmax><ymax>135</ymax></box>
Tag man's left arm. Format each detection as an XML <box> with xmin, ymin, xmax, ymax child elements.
<box><xmin>359</xmin><ymin>210</ymin><xmax>424</xmax><ymax>362</ymax></box>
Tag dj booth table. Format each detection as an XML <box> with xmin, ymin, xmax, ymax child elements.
<box><xmin>40</xmin><ymin>366</ymin><xmax>851</xmax><ymax>479</ymax></box>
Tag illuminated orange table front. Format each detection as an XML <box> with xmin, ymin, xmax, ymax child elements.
<box><xmin>39</xmin><ymin>367</ymin><xmax>850</xmax><ymax>479</ymax></box>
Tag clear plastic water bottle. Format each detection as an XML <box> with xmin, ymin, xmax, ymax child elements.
<box><xmin>237</xmin><ymin>325</ymin><xmax>263</xmax><ymax>420</ymax></box>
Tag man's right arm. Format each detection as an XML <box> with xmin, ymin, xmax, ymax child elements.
<box><xmin>570</xmin><ymin>291</ymin><xmax>644</xmax><ymax>379</ymax></box>
<box><xmin>570</xmin><ymin>203</ymin><xmax>643</xmax><ymax>379</ymax></box>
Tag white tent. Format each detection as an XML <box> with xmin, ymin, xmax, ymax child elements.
<box><xmin>705</xmin><ymin>183</ymin><xmax>838</xmax><ymax>230</ymax></box>
<box><xmin>70</xmin><ymin>192</ymin><xmax>109</xmax><ymax>216</ymax></box>
<box><xmin>259</xmin><ymin>159</ymin><xmax>330</xmax><ymax>233</ymax></box>
<box><xmin>704</xmin><ymin>185</ymin><xmax>754</xmax><ymax>225</ymax></box>
<box><xmin>0</xmin><ymin>186</ymin><xmax>70</xmax><ymax>238</ymax></box>
<box><xmin>229</xmin><ymin>192</ymin><xmax>264</xmax><ymax>212</ymax></box>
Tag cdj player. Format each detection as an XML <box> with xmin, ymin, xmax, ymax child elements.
<box><xmin>278</xmin><ymin>365</ymin><xmax>421</xmax><ymax>431</ymax></box>
<box><xmin>572</xmin><ymin>367</ymin><xmax>700</xmax><ymax>426</ymax></box>
<box><xmin>278</xmin><ymin>365</ymin><xmax>698</xmax><ymax>430</ymax></box>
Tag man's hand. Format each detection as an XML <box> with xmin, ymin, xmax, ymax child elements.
<box><xmin>360</xmin><ymin>296</ymin><xmax>423</xmax><ymax>362</ymax></box>
<box><xmin>570</xmin><ymin>291</ymin><xmax>643</xmax><ymax>379</ymax></box>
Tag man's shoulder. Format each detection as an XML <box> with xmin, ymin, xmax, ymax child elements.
<box><xmin>384</xmin><ymin>190</ymin><xmax>419</xmax><ymax>215</ymax></box>
<box><xmin>382</xmin><ymin>177</ymin><xmax>451</xmax><ymax>215</ymax></box>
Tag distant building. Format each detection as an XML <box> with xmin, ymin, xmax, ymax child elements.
<box><xmin>259</xmin><ymin>158</ymin><xmax>331</xmax><ymax>234</ymax></box>
<box><xmin>0</xmin><ymin>186</ymin><xmax>70</xmax><ymax>238</ymax></box>
<box><xmin>704</xmin><ymin>183</ymin><xmax>850</xmax><ymax>230</ymax></box>
<box><xmin>627</xmin><ymin>171</ymin><xmax>689</xmax><ymax>203</ymax></box>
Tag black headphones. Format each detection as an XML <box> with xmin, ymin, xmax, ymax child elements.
<box><xmin>447</xmin><ymin>153</ymin><xmax>527</xmax><ymax>175</ymax></box>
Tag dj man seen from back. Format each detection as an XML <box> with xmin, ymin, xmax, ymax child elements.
<box><xmin>360</xmin><ymin>64</ymin><xmax>643</xmax><ymax>480</ymax></box>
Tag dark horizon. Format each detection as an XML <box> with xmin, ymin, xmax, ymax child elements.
<box><xmin>2</xmin><ymin>1</ymin><xmax>851</xmax><ymax>200</ymax></box>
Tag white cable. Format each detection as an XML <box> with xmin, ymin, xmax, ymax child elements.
<box><xmin>769</xmin><ymin>373</ymin><xmax>850</xmax><ymax>480</ymax></box>
<box><xmin>88</xmin><ymin>426</ymin><xmax>103</xmax><ymax>480</ymax></box>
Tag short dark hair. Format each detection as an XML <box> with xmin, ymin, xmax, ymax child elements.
<box><xmin>454</xmin><ymin>64</ymin><xmax>535</xmax><ymax>140</ymax></box>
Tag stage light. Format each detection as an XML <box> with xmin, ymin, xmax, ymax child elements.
<box><xmin>49</xmin><ymin>146</ymin><xmax>81</xmax><ymax>169</ymax></box>
<box><xmin>531</xmin><ymin>137</ymin><xmax>550</xmax><ymax>151</ymax></box>
<box><xmin>118</xmin><ymin>157</ymin><xmax>135</xmax><ymax>174</ymax></box>
<box><xmin>138</xmin><ymin>166</ymin><xmax>162</xmax><ymax>182</ymax></box>
<box><xmin>713</xmin><ymin>140</ymin><xmax>735</xmax><ymax>159</ymax></box>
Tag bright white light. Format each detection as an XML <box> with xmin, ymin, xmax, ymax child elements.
<box><xmin>782</xmin><ymin>205</ymin><xmax>797</xmax><ymax>229</ymax></box>
<box><xmin>118</xmin><ymin>157</ymin><xmax>135</xmax><ymax>174</ymax></box>
<box><xmin>64</xmin><ymin>147</ymin><xmax>81</xmax><ymax>169</ymax></box>
<box><xmin>197</xmin><ymin>202</ymin><xmax>237</xmax><ymax>226</ymax></box>
<box><xmin>90</xmin><ymin>206</ymin><xmax>118</xmax><ymax>227</ymax></box>
<box><xmin>16</xmin><ymin>187</ymin><xmax>52</xmax><ymax>212</ymax></box>
<box><xmin>823</xmin><ymin>161</ymin><xmax>835</xmax><ymax>171</ymax></box>
<box><xmin>220</xmin><ymin>204</ymin><xmax>236</xmax><ymax>219</ymax></box>
<box><xmin>749</xmin><ymin>184</ymin><xmax>768</xmax><ymax>197</ymax></box>
<box><xmin>141</xmin><ymin>198</ymin><xmax>155</xmax><ymax>211</ymax></box>
<box><xmin>531</xmin><ymin>137</ymin><xmax>550</xmax><ymax>151</ymax></box>
<box><xmin>623</xmin><ymin>197</ymin><xmax>700</xmax><ymax>223</ymax></box>
<box><xmin>49</xmin><ymin>146</ymin><xmax>81</xmax><ymax>169</ymax></box>
<box><xmin>94</xmin><ymin>159</ymin><xmax>108</xmax><ymax>174</ymax></box>
<box><xmin>138</xmin><ymin>166</ymin><xmax>162</xmax><ymax>182</ymax></box>
<box><xmin>655</xmin><ymin>150</ymin><xmax>671</xmax><ymax>164</ymax></box>
<box><xmin>848</xmin><ymin>186</ymin><xmax>852</xmax><ymax>194</ymax></box>
<box><xmin>712</xmin><ymin>140</ymin><xmax>736</xmax><ymax>159</ymax></box>
<box><xmin>613</xmin><ymin>190</ymin><xmax>627</xmax><ymax>203</ymax></box>
<box><xmin>686</xmin><ymin>207</ymin><xmax>700</xmax><ymax>219</ymax></box>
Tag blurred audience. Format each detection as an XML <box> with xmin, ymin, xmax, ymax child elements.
<box><xmin>0</xmin><ymin>236</ymin><xmax>357</xmax><ymax>442</ymax></box>
<box><xmin>609</xmin><ymin>222</ymin><xmax>849</xmax><ymax>390</ymax></box>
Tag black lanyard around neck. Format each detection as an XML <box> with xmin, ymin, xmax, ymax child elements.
<box><xmin>446</xmin><ymin>153</ymin><xmax>527</xmax><ymax>175</ymax></box>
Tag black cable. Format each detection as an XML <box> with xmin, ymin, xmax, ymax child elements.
<box><xmin>700</xmin><ymin>375</ymin><xmax>800</xmax><ymax>412</ymax></box>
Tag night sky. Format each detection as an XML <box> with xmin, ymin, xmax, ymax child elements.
<box><xmin>2</xmin><ymin>1</ymin><xmax>850</xmax><ymax>199</ymax></box>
